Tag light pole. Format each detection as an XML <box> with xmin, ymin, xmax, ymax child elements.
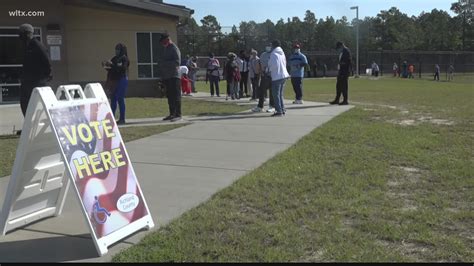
<box><xmin>350</xmin><ymin>6</ymin><xmax>359</xmax><ymax>78</ymax></box>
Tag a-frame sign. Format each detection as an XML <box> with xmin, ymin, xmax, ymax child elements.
<box><xmin>0</xmin><ymin>83</ymin><xmax>154</xmax><ymax>256</ymax></box>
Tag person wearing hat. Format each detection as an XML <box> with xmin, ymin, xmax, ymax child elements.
<box><xmin>18</xmin><ymin>23</ymin><xmax>52</xmax><ymax>117</ymax></box>
<box><xmin>224</xmin><ymin>52</ymin><xmax>240</xmax><ymax>100</ymax></box>
<box><xmin>330</xmin><ymin>41</ymin><xmax>352</xmax><ymax>105</ymax></box>
<box><xmin>158</xmin><ymin>33</ymin><xmax>182</xmax><ymax>122</ymax></box>
<box><xmin>288</xmin><ymin>43</ymin><xmax>308</xmax><ymax>104</ymax></box>
<box><xmin>268</xmin><ymin>40</ymin><xmax>290</xmax><ymax>117</ymax></box>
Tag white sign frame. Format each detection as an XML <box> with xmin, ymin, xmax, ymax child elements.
<box><xmin>0</xmin><ymin>83</ymin><xmax>154</xmax><ymax>256</ymax></box>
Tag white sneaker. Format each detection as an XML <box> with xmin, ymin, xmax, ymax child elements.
<box><xmin>266</xmin><ymin>107</ymin><xmax>275</xmax><ymax>113</ymax></box>
<box><xmin>252</xmin><ymin>107</ymin><xmax>263</xmax><ymax>112</ymax></box>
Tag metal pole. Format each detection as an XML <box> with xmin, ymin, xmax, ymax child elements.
<box><xmin>351</xmin><ymin>6</ymin><xmax>360</xmax><ymax>78</ymax></box>
<box><xmin>356</xmin><ymin>7</ymin><xmax>359</xmax><ymax>78</ymax></box>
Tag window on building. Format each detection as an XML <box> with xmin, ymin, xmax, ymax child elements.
<box><xmin>136</xmin><ymin>32</ymin><xmax>164</xmax><ymax>79</ymax></box>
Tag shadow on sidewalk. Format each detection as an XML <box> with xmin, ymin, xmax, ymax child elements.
<box><xmin>284</xmin><ymin>104</ymin><xmax>332</xmax><ymax>110</ymax></box>
<box><xmin>0</xmin><ymin>233</ymin><xmax>97</xmax><ymax>262</ymax></box>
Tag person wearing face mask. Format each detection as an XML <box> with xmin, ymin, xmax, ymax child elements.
<box><xmin>158</xmin><ymin>33</ymin><xmax>182</xmax><ymax>122</ymax></box>
<box><xmin>18</xmin><ymin>23</ymin><xmax>52</xmax><ymax>118</ymax></box>
<box><xmin>288</xmin><ymin>43</ymin><xmax>308</xmax><ymax>104</ymax></box>
<box><xmin>102</xmin><ymin>43</ymin><xmax>130</xmax><ymax>125</ymax></box>
<box><xmin>330</xmin><ymin>41</ymin><xmax>352</xmax><ymax>105</ymax></box>
<box><xmin>252</xmin><ymin>44</ymin><xmax>275</xmax><ymax>113</ymax></box>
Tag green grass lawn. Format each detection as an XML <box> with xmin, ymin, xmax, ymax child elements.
<box><xmin>113</xmin><ymin>76</ymin><xmax>473</xmax><ymax>262</ymax></box>
<box><xmin>0</xmin><ymin>124</ymin><xmax>186</xmax><ymax>178</ymax></box>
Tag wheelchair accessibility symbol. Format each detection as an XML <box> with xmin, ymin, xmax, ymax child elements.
<box><xmin>92</xmin><ymin>196</ymin><xmax>111</xmax><ymax>224</ymax></box>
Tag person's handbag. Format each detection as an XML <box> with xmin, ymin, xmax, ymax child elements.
<box><xmin>104</xmin><ymin>71</ymin><xmax>117</xmax><ymax>97</ymax></box>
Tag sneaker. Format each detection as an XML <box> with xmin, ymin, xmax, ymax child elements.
<box><xmin>170</xmin><ymin>116</ymin><xmax>182</xmax><ymax>122</ymax></box>
<box><xmin>117</xmin><ymin>120</ymin><xmax>126</xmax><ymax>125</ymax></box>
<box><xmin>251</xmin><ymin>107</ymin><xmax>264</xmax><ymax>112</ymax></box>
<box><xmin>329</xmin><ymin>101</ymin><xmax>339</xmax><ymax>105</ymax></box>
<box><xmin>266</xmin><ymin>107</ymin><xmax>275</xmax><ymax>113</ymax></box>
<box><xmin>292</xmin><ymin>100</ymin><xmax>298</xmax><ymax>104</ymax></box>
<box><xmin>226</xmin><ymin>96</ymin><xmax>229</xmax><ymax>100</ymax></box>
<box><xmin>271</xmin><ymin>112</ymin><xmax>284</xmax><ymax>117</ymax></box>
<box><xmin>163</xmin><ymin>115</ymin><xmax>173</xmax><ymax>121</ymax></box>
<box><xmin>339</xmin><ymin>102</ymin><xmax>349</xmax><ymax>105</ymax></box>
<box><xmin>16</xmin><ymin>130</ymin><xmax>22</xmax><ymax>136</ymax></box>
<box><xmin>217</xmin><ymin>95</ymin><xmax>221</xmax><ymax>97</ymax></box>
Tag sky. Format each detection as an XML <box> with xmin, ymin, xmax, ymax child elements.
<box><xmin>169</xmin><ymin>0</ymin><xmax>455</xmax><ymax>30</ymax></box>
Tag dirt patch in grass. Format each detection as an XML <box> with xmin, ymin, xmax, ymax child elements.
<box><xmin>375</xmin><ymin>239</ymin><xmax>433</xmax><ymax>262</ymax></box>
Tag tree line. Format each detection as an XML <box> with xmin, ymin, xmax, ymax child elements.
<box><xmin>177</xmin><ymin>1</ymin><xmax>473</xmax><ymax>56</ymax></box>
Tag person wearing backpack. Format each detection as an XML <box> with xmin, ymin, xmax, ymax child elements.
<box><xmin>206</xmin><ymin>53</ymin><xmax>221</xmax><ymax>97</ymax></box>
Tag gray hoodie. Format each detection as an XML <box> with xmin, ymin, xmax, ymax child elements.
<box><xmin>269</xmin><ymin>47</ymin><xmax>290</xmax><ymax>81</ymax></box>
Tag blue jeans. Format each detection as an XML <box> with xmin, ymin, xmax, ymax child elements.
<box><xmin>291</xmin><ymin>77</ymin><xmax>303</xmax><ymax>100</ymax></box>
<box><xmin>271</xmin><ymin>78</ymin><xmax>287</xmax><ymax>114</ymax></box>
<box><xmin>111</xmin><ymin>77</ymin><xmax>128</xmax><ymax>122</ymax></box>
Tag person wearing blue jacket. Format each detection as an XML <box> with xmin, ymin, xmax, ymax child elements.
<box><xmin>288</xmin><ymin>44</ymin><xmax>308</xmax><ymax>104</ymax></box>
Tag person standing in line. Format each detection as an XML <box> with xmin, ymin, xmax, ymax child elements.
<box><xmin>224</xmin><ymin>52</ymin><xmax>240</xmax><ymax>100</ymax></box>
<box><xmin>248</xmin><ymin>49</ymin><xmax>260</xmax><ymax>101</ymax></box>
<box><xmin>18</xmin><ymin>23</ymin><xmax>52</xmax><ymax>118</ymax></box>
<box><xmin>187</xmin><ymin>56</ymin><xmax>198</xmax><ymax>93</ymax></box>
<box><xmin>448</xmin><ymin>64</ymin><xmax>455</xmax><ymax>81</ymax></box>
<box><xmin>330</xmin><ymin>41</ymin><xmax>352</xmax><ymax>106</ymax></box>
<box><xmin>178</xmin><ymin>65</ymin><xmax>192</xmax><ymax>96</ymax></box>
<box><xmin>268</xmin><ymin>40</ymin><xmax>290</xmax><ymax>117</ymax></box>
<box><xmin>103</xmin><ymin>43</ymin><xmax>130</xmax><ymax>125</ymax></box>
<box><xmin>434</xmin><ymin>64</ymin><xmax>440</xmax><ymax>81</ymax></box>
<box><xmin>252</xmin><ymin>44</ymin><xmax>275</xmax><ymax>113</ymax></box>
<box><xmin>206</xmin><ymin>53</ymin><xmax>220</xmax><ymax>97</ymax></box>
<box><xmin>158</xmin><ymin>33</ymin><xmax>182</xmax><ymax>122</ymax></box>
<box><xmin>237</xmin><ymin>50</ymin><xmax>250</xmax><ymax>98</ymax></box>
<box><xmin>288</xmin><ymin>43</ymin><xmax>308</xmax><ymax>104</ymax></box>
<box><xmin>393</xmin><ymin>62</ymin><xmax>398</xmax><ymax>77</ymax></box>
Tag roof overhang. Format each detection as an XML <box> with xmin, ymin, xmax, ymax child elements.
<box><xmin>107</xmin><ymin>0</ymin><xmax>193</xmax><ymax>18</ymax></box>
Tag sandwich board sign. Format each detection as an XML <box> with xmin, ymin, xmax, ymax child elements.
<box><xmin>0</xmin><ymin>83</ymin><xmax>154</xmax><ymax>256</ymax></box>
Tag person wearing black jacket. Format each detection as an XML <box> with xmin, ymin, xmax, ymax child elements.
<box><xmin>18</xmin><ymin>23</ymin><xmax>52</xmax><ymax>117</ymax></box>
<box><xmin>103</xmin><ymin>43</ymin><xmax>130</xmax><ymax>125</ymax></box>
<box><xmin>158</xmin><ymin>33</ymin><xmax>182</xmax><ymax>122</ymax></box>
<box><xmin>330</xmin><ymin>41</ymin><xmax>352</xmax><ymax>105</ymax></box>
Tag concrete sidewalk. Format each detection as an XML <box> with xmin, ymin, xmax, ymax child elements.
<box><xmin>0</xmin><ymin>95</ymin><xmax>353</xmax><ymax>262</ymax></box>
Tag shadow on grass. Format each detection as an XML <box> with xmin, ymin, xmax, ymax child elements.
<box><xmin>0</xmin><ymin>134</ymin><xmax>19</xmax><ymax>140</ymax></box>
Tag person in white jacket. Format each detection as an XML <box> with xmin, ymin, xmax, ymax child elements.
<box><xmin>268</xmin><ymin>40</ymin><xmax>290</xmax><ymax>116</ymax></box>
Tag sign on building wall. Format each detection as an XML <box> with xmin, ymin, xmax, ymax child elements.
<box><xmin>0</xmin><ymin>84</ymin><xmax>154</xmax><ymax>256</ymax></box>
<box><xmin>46</xmin><ymin>35</ymin><xmax>62</xmax><ymax>45</ymax></box>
